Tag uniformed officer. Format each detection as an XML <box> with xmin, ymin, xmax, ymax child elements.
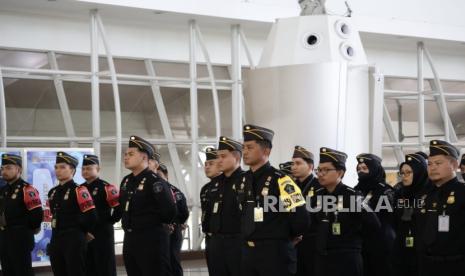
<box><xmin>206</xmin><ymin>136</ymin><xmax>244</xmax><ymax>276</ymax></box>
<box><xmin>392</xmin><ymin>152</ymin><xmax>428</xmax><ymax>276</ymax></box>
<box><xmin>290</xmin><ymin>146</ymin><xmax>320</xmax><ymax>276</ymax></box>
<box><xmin>48</xmin><ymin>152</ymin><xmax>98</xmax><ymax>276</ymax></box>
<box><xmin>0</xmin><ymin>153</ymin><xmax>43</xmax><ymax>276</ymax></box>
<box><xmin>416</xmin><ymin>140</ymin><xmax>465</xmax><ymax>276</ymax></box>
<box><xmin>199</xmin><ymin>147</ymin><xmax>221</xmax><ymax>274</ymax></box>
<box><xmin>118</xmin><ymin>136</ymin><xmax>177</xmax><ymax>276</ymax></box>
<box><xmin>311</xmin><ymin>147</ymin><xmax>381</xmax><ymax>276</ymax></box>
<box><xmin>81</xmin><ymin>154</ymin><xmax>120</xmax><ymax>276</ymax></box>
<box><xmin>279</xmin><ymin>161</ymin><xmax>293</xmax><ymax>177</ymax></box>
<box><xmin>354</xmin><ymin>153</ymin><xmax>396</xmax><ymax>276</ymax></box>
<box><xmin>460</xmin><ymin>154</ymin><xmax>465</xmax><ymax>182</ymax></box>
<box><xmin>147</xmin><ymin>150</ymin><xmax>189</xmax><ymax>276</ymax></box>
<box><xmin>239</xmin><ymin>124</ymin><xmax>309</xmax><ymax>276</ymax></box>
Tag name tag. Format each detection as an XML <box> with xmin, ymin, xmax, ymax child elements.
<box><xmin>438</xmin><ymin>215</ymin><xmax>450</xmax><ymax>232</ymax></box>
<box><xmin>213</xmin><ymin>202</ymin><xmax>219</xmax><ymax>214</ymax></box>
<box><xmin>254</xmin><ymin>207</ymin><xmax>264</xmax><ymax>222</ymax></box>
<box><xmin>405</xmin><ymin>237</ymin><xmax>414</xmax><ymax>248</ymax></box>
<box><xmin>332</xmin><ymin>223</ymin><xmax>341</xmax><ymax>235</ymax></box>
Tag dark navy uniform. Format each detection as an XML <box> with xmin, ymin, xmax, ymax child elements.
<box><xmin>392</xmin><ymin>152</ymin><xmax>428</xmax><ymax>276</ymax></box>
<box><xmin>119</xmin><ymin>135</ymin><xmax>177</xmax><ymax>276</ymax></box>
<box><xmin>168</xmin><ymin>183</ymin><xmax>189</xmax><ymax>276</ymax></box>
<box><xmin>239</xmin><ymin>125</ymin><xmax>309</xmax><ymax>276</ymax></box>
<box><xmin>416</xmin><ymin>140</ymin><xmax>465</xmax><ymax>276</ymax></box>
<box><xmin>290</xmin><ymin>146</ymin><xmax>320</xmax><ymax>276</ymax></box>
<box><xmin>199</xmin><ymin>147</ymin><xmax>219</xmax><ymax>274</ymax></box>
<box><xmin>311</xmin><ymin>148</ymin><xmax>381</xmax><ymax>276</ymax></box>
<box><xmin>296</xmin><ymin>174</ymin><xmax>320</xmax><ymax>276</ymax></box>
<box><xmin>82</xmin><ymin>154</ymin><xmax>121</xmax><ymax>276</ymax></box>
<box><xmin>0</xmin><ymin>154</ymin><xmax>43</xmax><ymax>276</ymax></box>
<box><xmin>354</xmin><ymin>153</ymin><xmax>396</xmax><ymax>276</ymax></box>
<box><xmin>206</xmin><ymin>136</ymin><xmax>243</xmax><ymax>276</ymax></box>
<box><xmin>48</xmin><ymin>151</ymin><xmax>97</xmax><ymax>276</ymax></box>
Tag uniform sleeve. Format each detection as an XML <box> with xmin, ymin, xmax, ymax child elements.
<box><xmin>75</xmin><ymin>186</ymin><xmax>98</xmax><ymax>233</ymax></box>
<box><xmin>23</xmin><ymin>185</ymin><xmax>44</xmax><ymax>230</ymax></box>
<box><xmin>153</xmin><ymin>180</ymin><xmax>177</xmax><ymax>223</ymax></box>
<box><xmin>200</xmin><ymin>184</ymin><xmax>212</xmax><ymax>233</ymax></box>
<box><xmin>176</xmin><ymin>191</ymin><xmax>189</xmax><ymax>224</ymax></box>
<box><xmin>360</xmin><ymin>193</ymin><xmax>382</xmax><ymax>233</ymax></box>
<box><xmin>289</xmin><ymin>204</ymin><xmax>310</xmax><ymax>237</ymax></box>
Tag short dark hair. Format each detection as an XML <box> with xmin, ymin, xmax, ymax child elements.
<box><xmin>256</xmin><ymin>140</ymin><xmax>272</xmax><ymax>150</ymax></box>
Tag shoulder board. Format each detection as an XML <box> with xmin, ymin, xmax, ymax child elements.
<box><xmin>274</xmin><ymin>170</ymin><xmax>284</xmax><ymax>178</ymax></box>
<box><xmin>104</xmin><ymin>183</ymin><xmax>120</xmax><ymax>208</ymax></box>
<box><xmin>23</xmin><ymin>184</ymin><xmax>42</xmax><ymax>211</ymax></box>
<box><xmin>346</xmin><ymin>186</ymin><xmax>356</xmax><ymax>193</ymax></box>
<box><xmin>75</xmin><ymin>186</ymin><xmax>96</xmax><ymax>213</ymax></box>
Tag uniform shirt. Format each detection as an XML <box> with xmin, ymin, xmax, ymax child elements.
<box><xmin>0</xmin><ymin>178</ymin><xmax>43</xmax><ymax>230</ymax></box>
<box><xmin>393</xmin><ymin>185</ymin><xmax>424</xmax><ymax>253</ymax></box>
<box><xmin>238</xmin><ymin>162</ymin><xmax>308</xmax><ymax>241</ymax></box>
<box><xmin>296</xmin><ymin>174</ymin><xmax>320</xmax><ymax>236</ymax></box>
<box><xmin>169</xmin><ymin>184</ymin><xmax>189</xmax><ymax>225</ymax></box>
<box><xmin>82</xmin><ymin>178</ymin><xmax>121</xmax><ymax>231</ymax></box>
<box><xmin>48</xmin><ymin>180</ymin><xmax>97</xmax><ymax>234</ymax></box>
<box><xmin>310</xmin><ymin>183</ymin><xmax>381</xmax><ymax>254</ymax></box>
<box><xmin>417</xmin><ymin>177</ymin><xmax>465</xmax><ymax>256</ymax></box>
<box><xmin>200</xmin><ymin>177</ymin><xmax>218</xmax><ymax>234</ymax></box>
<box><xmin>208</xmin><ymin>167</ymin><xmax>243</xmax><ymax>235</ymax></box>
<box><xmin>118</xmin><ymin>168</ymin><xmax>176</xmax><ymax>231</ymax></box>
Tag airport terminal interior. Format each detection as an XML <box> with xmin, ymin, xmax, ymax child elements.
<box><xmin>1</xmin><ymin>0</ymin><xmax>465</xmax><ymax>275</ymax></box>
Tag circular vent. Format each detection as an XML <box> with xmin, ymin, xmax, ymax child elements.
<box><xmin>302</xmin><ymin>33</ymin><xmax>321</xmax><ymax>49</ymax></box>
<box><xmin>339</xmin><ymin>42</ymin><xmax>356</xmax><ymax>60</ymax></box>
<box><xmin>335</xmin><ymin>20</ymin><xmax>351</xmax><ymax>39</ymax></box>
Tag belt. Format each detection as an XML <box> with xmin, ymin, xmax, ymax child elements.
<box><xmin>245</xmin><ymin>239</ymin><xmax>288</xmax><ymax>248</ymax></box>
<box><xmin>212</xmin><ymin>233</ymin><xmax>241</xmax><ymax>239</ymax></box>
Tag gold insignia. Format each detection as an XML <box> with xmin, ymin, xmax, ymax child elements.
<box><xmin>433</xmin><ymin>141</ymin><xmax>437</xmax><ymax>145</ymax></box>
<box><xmin>241</xmin><ymin>183</ymin><xmax>244</xmax><ymax>189</ymax></box>
<box><xmin>359</xmin><ymin>158</ymin><xmax>364</xmax><ymax>162</ymax></box>
<box><xmin>261</xmin><ymin>187</ymin><xmax>269</xmax><ymax>196</ymax></box>
<box><xmin>131</xmin><ymin>136</ymin><xmax>135</xmax><ymax>140</ymax></box>
<box><xmin>232</xmin><ymin>184</ymin><xmax>236</xmax><ymax>190</ymax></box>
<box><xmin>64</xmin><ymin>190</ymin><xmax>70</xmax><ymax>200</ymax></box>
<box><xmin>447</xmin><ymin>195</ymin><xmax>455</xmax><ymax>205</ymax></box>
<box><xmin>421</xmin><ymin>209</ymin><xmax>426</xmax><ymax>213</ymax></box>
<box><xmin>308</xmin><ymin>187</ymin><xmax>314</xmax><ymax>197</ymax></box>
<box><xmin>222</xmin><ymin>137</ymin><xmax>226</xmax><ymax>141</ymax></box>
<box><xmin>322</xmin><ymin>148</ymin><xmax>327</xmax><ymax>152</ymax></box>
<box><xmin>11</xmin><ymin>193</ymin><xmax>17</xmax><ymax>199</ymax></box>
<box><xmin>408</xmin><ymin>157</ymin><xmax>412</xmax><ymax>161</ymax></box>
<box><xmin>432</xmin><ymin>202</ymin><xmax>437</xmax><ymax>208</ymax></box>
<box><xmin>245</xmin><ymin>126</ymin><xmax>251</xmax><ymax>130</ymax></box>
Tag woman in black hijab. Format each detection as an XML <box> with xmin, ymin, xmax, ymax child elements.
<box><xmin>355</xmin><ymin>153</ymin><xmax>396</xmax><ymax>276</ymax></box>
<box><xmin>392</xmin><ymin>152</ymin><xmax>429</xmax><ymax>276</ymax></box>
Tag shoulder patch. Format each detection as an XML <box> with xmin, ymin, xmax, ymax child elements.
<box><xmin>153</xmin><ymin>182</ymin><xmax>164</xmax><ymax>193</ymax></box>
<box><xmin>104</xmin><ymin>183</ymin><xmax>120</xmax><ymax>208</ymax></box>
<box><xmin>277</xmin><ymin>175</ymin><xmax>305</xmax><ymax>211</ymax></box>
<box><xmin>23</xmin><ymin>184</ymin><xmax>42</xmax><ymax>211</ymax></box>
<box><xmin>75</xmin><ymin>186</ymin><xmax>96</xmax><ymax>213</ymax></box>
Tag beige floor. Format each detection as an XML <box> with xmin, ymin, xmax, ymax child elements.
<box><xmin>36</xmin><ymin>259</ymin><xmax>209</xmax><ymax>276</ymax></box>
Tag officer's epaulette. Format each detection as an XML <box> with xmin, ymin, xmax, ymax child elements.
<box><xmin>346</xmin><ymin>186</ymin><xmax>356</xmax><ymax>192</ymax></box>
<box><xmin>377</xmin><ymin>182</ymin><xmax>387</xmax><ymax>188</ymax></box>
<box><xmin>315</xmin><ymin>187</ymin><xmax>325</xmax><ymax>194</ymax></box>
<box><xmin>273</xmin><ymin>168</ymin><xmax>285</xmax><ymax>178</ymax></box>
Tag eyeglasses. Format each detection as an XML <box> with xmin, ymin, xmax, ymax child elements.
<box><xmin>398</xmin><ymin>171</ymin><xmax>413</xmax><ymax>177</ymax></box>
<box><xmin>315</xmin><ymin>168</ymin><xmax>337</xmax><ymax>175</ymax></box>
